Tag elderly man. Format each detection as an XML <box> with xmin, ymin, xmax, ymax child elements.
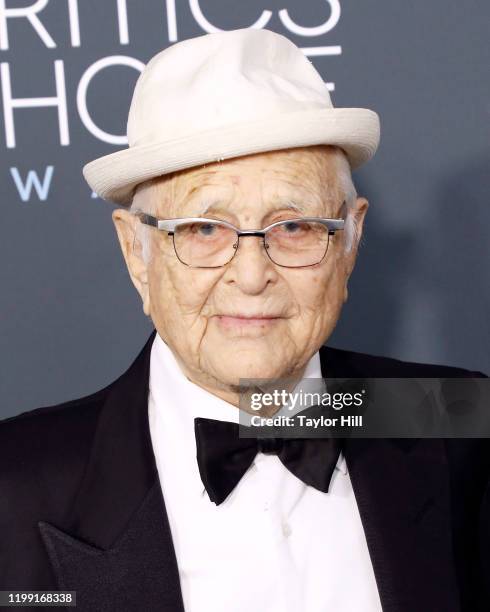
<box><xmin>1</xmin><ymin>28</ymin><xmax>489</xmax><ymax>612</ymax></box>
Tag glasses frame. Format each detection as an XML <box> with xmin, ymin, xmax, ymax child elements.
<box><xmin>133</xmin><ymin>209</ymin><xmax>345</xmax><ymax>269</ymax></box>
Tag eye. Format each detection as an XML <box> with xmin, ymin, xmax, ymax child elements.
<box><xmin>276</xmin><ymin>221</ymin><xmax>312</xmax><ymax>236</ymax></box>
<box><xmin>188</xmin><ymin>222</ymin><xmax>217</xmax><ymax>236</ymax></box>
<box><xmin>282</xmin><ymin>221</ymin><xmax>302</xmax><ymax>233</ymax></box>
<box><xmin>198</xmin><ymin>223</ymin><xmax>216</xmax><ymax>236</ymax></box>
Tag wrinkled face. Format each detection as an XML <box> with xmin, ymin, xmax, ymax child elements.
<box><xmin>113</xmin><ymin>146</ymin><xmax>367</xmax><ymax>403</ymax></box>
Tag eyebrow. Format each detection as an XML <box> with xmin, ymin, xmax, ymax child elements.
<box><xmin>196</xmin><ymin>198</ymin><xmax>309</xmax><ymax>218</ymax></box>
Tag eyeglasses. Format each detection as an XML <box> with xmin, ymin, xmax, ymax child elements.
<box><xmin>134</xmin><ymin>209</ymin><xmax>345</xmax><ymax>269</ymax></box>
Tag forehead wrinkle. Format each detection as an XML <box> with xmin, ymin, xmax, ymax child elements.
<box><xmin>273</xmin><ymin>146</ymin><xmax>341</xmax><ymax>200</ymax></box>
<box><xmin>189</xmin><ymin>175</ymin><xmax>329</xmax><ymax>219</ymax></box>
<box><xmin>150</xmin><ymin>147</ymin><xmax>342</xmax><ymax>217</ymax></box>
<box><xmin>152</xmin><ymin>169</ymin><xmax>229</xmax><ymax>216</ymax></box>
<box><xmin>176</xmin><ymin>172</ymin><xmax>240</xmax><ymax>216</ymax></box>
<box><xmin>184</xmin><ymin>174</ymin><xmax>221</xmax><ymax>199</ymax></box>
<box><xmin>259</xmin><ymin>154</ymin><xmax>336</xmax><ymax>197</ymax></box>
<box><xmin>262</xmin><ymin>175</ymin><xmax>330</xmax><ymax>216</ymax></box>
<box><xmin>182</xmin><ymin>167</ymin><xmax>231</xmax><ymax>190</ymax></box>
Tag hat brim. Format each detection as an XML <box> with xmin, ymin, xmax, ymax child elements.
<box><xmin>82</xmin><ymin>107</ymin><xmax>380</xmax><ymax>207</ymax></box>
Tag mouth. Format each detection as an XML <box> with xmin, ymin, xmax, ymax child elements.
<box><xmin>214</xmin><ymin>314</ymin><xmax>283</xmax><ymax>330</ymax></box>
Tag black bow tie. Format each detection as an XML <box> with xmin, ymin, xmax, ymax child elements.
<box><xmin>194</xmin><ymin>417</ymin><xmax>344</xmax><ymax>505</ymax></box>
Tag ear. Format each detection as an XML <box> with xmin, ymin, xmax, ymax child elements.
<box><xmin>343</xmin><ymin>196</ymin><xmax>369</xmax><ymax>302</ymax></box>
<box><xmin>112</xmin><ymin>209</ymin><xmax>151</xmax><ymax>316</ymax></box>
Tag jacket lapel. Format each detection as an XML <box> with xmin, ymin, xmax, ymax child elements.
<box><xmin>320</xmin><ymin>345</ymin><xmax>460</xmax><ymax>611</ymax></box>
<box><xmin>38</xmin><ymin>330</ymin><xmax>185</xmax><ymax>612</ymax></box>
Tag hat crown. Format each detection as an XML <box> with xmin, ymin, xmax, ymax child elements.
<box><xmin>127</xmin><ymin>28</ymin><xmax>332</xmax><ymax>147</ymax></box>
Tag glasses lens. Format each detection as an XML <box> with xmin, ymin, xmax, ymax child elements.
<box><xmin>266</xmin><ymin>221</ymin><xmax>330</xmax><ymax>267</ymax></box>
<box><xmin>173</xmin><ymin>221</ymin><xmax>237</xmax><ymax>267</ymax></box>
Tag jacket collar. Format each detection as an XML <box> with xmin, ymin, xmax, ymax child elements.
<box><xmin>39</xmin><ymin>331</ymin><xmax>460</xmax><ymax>612</ymax></box>
<box><xmin>68</xmin><ymin>329</ymin><xmax>159</xmax><ymax>549</ymax></box>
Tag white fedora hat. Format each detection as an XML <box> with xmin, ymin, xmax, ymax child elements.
<box><xmin>83</xmin><ymin>27</ymin><xmax>380</xmax><ymax>207</ymax></box>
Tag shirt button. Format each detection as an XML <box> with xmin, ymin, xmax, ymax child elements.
<box><xmin>281</xmin><ymin>521</ymin><xmax>292</xmax><ymax>538</ymax></box>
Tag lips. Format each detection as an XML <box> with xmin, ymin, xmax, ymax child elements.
<box><xmin>215</xmin><ymin>313</ymin><xmax>283</xmax><ymax>331</ymax></box>
<box><xmin>219</xmin><ymin>314</ymin><xmax>281</xmax><ymax>319</ymax></box>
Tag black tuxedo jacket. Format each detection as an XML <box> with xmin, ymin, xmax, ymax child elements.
<box><xmin>1</xmin><ymin>330</ymin><xmax>489</xmax><ymax>611</ymax></box>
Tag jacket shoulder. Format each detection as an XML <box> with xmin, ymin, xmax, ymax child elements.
<box><xmin>0</xmin><ymin>383</ymin><xmax>109</xmax><ymax>450</ymax></box>
<box><xmin>320</xmin><ymin>344</ymin><xmax>487</xmax><ymax>378</ymax></box>
<box><xmin>0</xmin><ymin>331</ymin><xmax>156</xmax><ymax>504</ymax></box>
<box><xmin>0</xmin><ymin>384</ymin><xmax>111</xmax><ymax>517</ymax></box>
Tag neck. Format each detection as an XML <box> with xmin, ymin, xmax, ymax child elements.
<box><xmin>172</xmin><ymin>353</ymin><xmax>309</xmax><ymax>415</ymax></box>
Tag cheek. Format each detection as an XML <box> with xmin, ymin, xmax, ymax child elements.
<box><xmin>148</xmin><ymin>261</ymin><xmax>220</xmax><ymax>326</ymax></box>
<box><xmin>292</xmin><ymin>263</ymin><xmax>346</xmax><ymax>324</ymax></box>
<box><xmin>300</xmin><ymin>264</ymin><xmax>342</xmax><ymax>303</ymax></box>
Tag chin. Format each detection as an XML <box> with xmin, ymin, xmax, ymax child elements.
<box><xmin>210</xmin><ymin>346</ymin><xmax>289</xmax><ymax>385</ymax></box>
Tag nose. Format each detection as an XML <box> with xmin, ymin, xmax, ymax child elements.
<box><xmin>223</xmin><ymin>234</ymin><xmax>277</xmax><ymax>294</ymax></box>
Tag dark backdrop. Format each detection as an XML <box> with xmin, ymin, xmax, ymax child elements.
<box><xmin>1</xmin><ymin>1</ymin><xmax>488</xmax><ymax>418</ymax></box>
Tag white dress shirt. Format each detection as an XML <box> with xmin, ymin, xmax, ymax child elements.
<box><xmin>148</xmin><ymin>332</ymin><xmax>382</xmax><ymax>612</ymax></box>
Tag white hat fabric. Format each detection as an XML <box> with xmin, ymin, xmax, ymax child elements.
<box><xmin>82</xmin><ymin>28</ymin><xmax>380</xmax><ymax>206</ymax></box>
